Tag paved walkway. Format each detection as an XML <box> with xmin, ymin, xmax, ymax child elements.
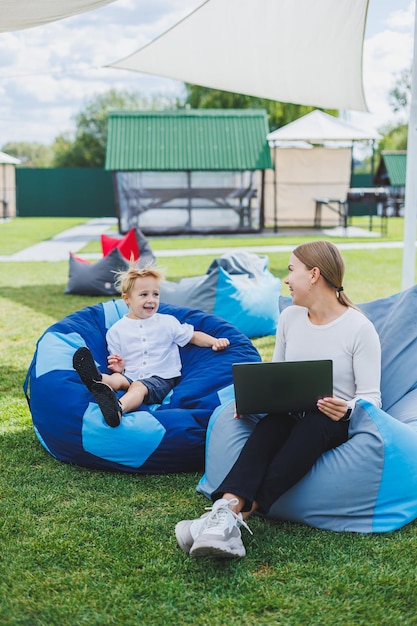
<box><xmin>0</xmin><ymin>218</ymin><xmax>117</xmax><ymax>262</ymax></box>
<box><xmin>0</xmin><ymin>218</ymin><xmax>410</xmax><ymax>262</ymax></box>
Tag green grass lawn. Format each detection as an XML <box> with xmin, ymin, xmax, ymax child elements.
<box><xmin>1</xmin><ymin>217</ymin><xmax>417</xmax><ymax>625</ymax></box>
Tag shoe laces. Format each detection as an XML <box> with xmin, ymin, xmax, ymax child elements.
<box><xmin>202</xmin><ymin>498</ymin><xmax>253</xmax><ymax>535</ymax></box>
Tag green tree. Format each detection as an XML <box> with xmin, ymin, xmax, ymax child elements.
<box><xmin>388</xmin><ymin>67</ymin><xmax>411</xmax><ymax>116</ymax></box>
<box><xmin>52</xmin><ymin>89</ymin><xmax>178</xmax><ymax>168</ymax></box>
<box><xmin>1</xmin><ymin>141</ymin><xmax>54</xmax><ymax>167</ymax></box>
<box><xmin>378</xmin><ymin>123</ymin><xmax>408</xmax><ymax>151</ymax></box>
<box><xmin>374</xmin><ymin>68</ymin><xmax>411</xmax><ymax>154</ymax></box>
<box><xmin>180</xmin><ymin>84</ymin><xmax>337</xmax><ymax>130</ymax></box>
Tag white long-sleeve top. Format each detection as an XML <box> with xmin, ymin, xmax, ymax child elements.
<box><xmin>272</xmin><ymin>305</ymin><xmax>382</xmax><ymax>409</ymax></box>
<box><xmin>106</xmin><ymin>313</ymin><xmax>194</xmax><ymax>381</ymax></box>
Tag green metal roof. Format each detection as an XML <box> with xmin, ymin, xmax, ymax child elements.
<box><xmin>377</xmin><ymin>152</ymin><xmax>406</xmax><ymax>187</ymax></box>
<box><xmin>105</xmin><ymin>109</ymin><xmax>273</xmax><ymax>171</ymax></box>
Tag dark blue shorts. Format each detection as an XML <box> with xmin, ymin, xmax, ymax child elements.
<box><xmin>124</xmin><ymin>375</ymin><xmax>181</xmax><ymax>405</ymax></box>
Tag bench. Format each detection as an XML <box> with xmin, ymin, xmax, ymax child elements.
<box><xmin>119</xmin><ymin>184</ymin><xmax>258</xmax><ymax>230</ymax></box>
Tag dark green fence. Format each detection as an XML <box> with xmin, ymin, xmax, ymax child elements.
<box><xmin>351</xmin><ymin>172</ymin><xmax>373</xmax><ymax>188</ymax></box>
<box><xmin>16</xmin><ymin>168</ymin><xmax>117</xmax><ymax>217</ymax></box>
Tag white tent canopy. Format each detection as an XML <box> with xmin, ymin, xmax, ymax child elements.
<box><xmin>110</xmin><ymin>0</ymin><xmax>369</xmax><ymax>112</ymax></box>
<box><xmin>267</xmin><ymin>111</ymin><xmax>380</xmax><ymax>144</ymax></box>
<box><xmin>0</xmin><ymin>0</ymin><xmax>115</xmax><ymax>32</ymax></box>
<box><xmin>265</xmin><ymin>112</ymin><xmax>370</xmax><ymax>229</ymax></box>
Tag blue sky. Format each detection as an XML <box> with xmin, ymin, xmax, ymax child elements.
<box><xmin>0</xmin><ymin>0</ymin><xmax>413</xmax><ymax>146</ymax></box>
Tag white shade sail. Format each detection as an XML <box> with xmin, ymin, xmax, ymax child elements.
<box><xmin>267</xmin><ymin>111</ymin><xmax>380</xmax><ymax>144</ymax></box>
<box><xmin>109</xmin><ymin>0</ymin><xmax>369</xmax><ymax>112</ymax></box>
<box><xmin>0</xmin><ymin>0</ymin><xmax>115</xmax><ymax>32</ymax></box>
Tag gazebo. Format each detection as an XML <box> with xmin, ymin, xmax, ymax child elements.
<box><xmin>374</xmin><ymin>151</ymin><xmax>406</xmax><ymax>217</ymax></box>
<box><xmin>265</xmin><ymin>111</ymin><xmax>380</xmax><ymax>229</ymax></box>
<box><xmin>105</xmin><ymin>109</ymin><xmax>273</xmax><ymax>235</ymax></box>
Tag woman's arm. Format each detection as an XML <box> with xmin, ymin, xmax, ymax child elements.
<box><xmin>318</xmin><ymin>319</ymin><xmax>382</xmax><ymax>420</ymax></box>
<box><xmin>350</xmin><ymin>321</ymin><xmax>382</xmax><ymax>408</ymax></box>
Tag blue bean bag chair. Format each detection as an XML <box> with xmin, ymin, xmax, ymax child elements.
<box><xmin>160</xmin><ymin>251</ymin><xmax>280</xmax><ymax>338</ymax></box>
<box><xmin>198</xmin><ymin>285</ymin><xmax>417</xmax><ymax>533</ymax></box>
<box><xmin>24</xmin><ymin>300</ymin><xmax>260</xmax><ymax>473</ymax></box>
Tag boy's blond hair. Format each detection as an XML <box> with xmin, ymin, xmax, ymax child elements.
<box><xmin>114</xmin><ymin>265</ymin><xmax>164</xmax><ymax>296</ymax></box>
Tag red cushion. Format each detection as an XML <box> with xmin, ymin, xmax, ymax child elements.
<box><xmin>70</xmin><ymin>252</ymin><xmax>91</xmax><ymax>264</ymax></box>
<box><xmin>101</xmin><ymin>228</ymin><xmax>140</xmax><ymax>262</ymax></box>
<box><xmin>100</xmin><ymin>235</ymin><xmax>119</xmax><ymax>256</ymax></box>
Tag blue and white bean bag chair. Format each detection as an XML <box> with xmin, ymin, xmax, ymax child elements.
<box><xmin>160</xmin><ymin>251</ymin><xmax>280</xmax><ymax>338</ymax></box>
<box><xmin>25</xmin><ymin>301</ymin><xmax>260</xmax><ymax>473</ymax></box>
<box><xmin>197</xmin><ymin>285</ymin><xmax>417</xmax><ymax>533</ymax></box>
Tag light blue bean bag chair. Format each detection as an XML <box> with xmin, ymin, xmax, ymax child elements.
<box><xmin>197</xmin><ymin>285</ymin><xmax>417</xmax><ymax>533</ymax></box>
<box><xmin>160</xmin><ymin>251</ymin><xmax>280</xmax><ymax>338</ymax></box>
<box><xmin>24</xmin><ymin>300</ymin><xmax>260</xmax><ymax>474</ymax></box>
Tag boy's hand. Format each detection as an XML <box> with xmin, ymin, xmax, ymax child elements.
<box><xmin>108</xmin><ymin>353</ymin><xmax>125</xmax><ymax>373</ymax></box>
<box><xmin>211</xmin><ymin>338</ymin><xmax>230</xmax><ymax>351</ymax></box>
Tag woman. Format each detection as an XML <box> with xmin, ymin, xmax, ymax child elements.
<box><xmin>175</xmin><ymin>241</ymin><xmax>382</xmax><ymax>559</ymax></box>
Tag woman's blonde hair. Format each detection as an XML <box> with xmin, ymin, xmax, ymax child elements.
<box><xmin>293</xmin><ymin>240</ymin><xmax>358</xmax><ymax>309</ymax></box>
<box><xmin>114</xmin><ymin>265</ymin><xmax>164</xmax><ymax>296</ymax></box>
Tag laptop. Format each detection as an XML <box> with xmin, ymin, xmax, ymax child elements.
<box><xmin>232</xmin><ymin>360</ymin><xmax>333</xmax><ymax>415</ymax></box>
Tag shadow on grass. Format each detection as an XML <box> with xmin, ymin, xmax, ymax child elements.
<box><xmin>0</xmin><ymin>423</ymin><xmax>202</xmax><ymax>491</ymax></box>
<box><xmin>0</xmin><ymin>284</ymin><xmax>110</xmax><ymax>322</ymax></box>
<box><xmin>0</xmin><ymin>362</ymin><xmax>33</xmax><ymax>393</ymax></box>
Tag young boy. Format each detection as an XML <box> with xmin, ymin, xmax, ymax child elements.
<box><xmin>73</xmin><ymin>266</ymin><xmax>230</xmax><ymax>427</ymax></box>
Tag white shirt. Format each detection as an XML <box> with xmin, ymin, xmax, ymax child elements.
<box><xmin>106</xmin><ymin>313</ymin><xmax>194</xmax><ymax>381</ymax></box>
<box><xmin>273</xmin><ymin>305</ymin><xmax>382</xmax><ymax>409</ymax></box>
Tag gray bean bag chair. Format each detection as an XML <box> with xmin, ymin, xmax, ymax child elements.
<box><xmin>198</xmin><ymin>285</ymin><xmax>417</xmax><ymax>533</ymax></box>
<box><xmin>160</xmin><ymin>251</ymin><xmax>280</xmax><ymax>338</ymax></box>
<box><xmin>65</xmin><ymin>227</ymin><xmax>155</xmax><ymax>296</ymax></box>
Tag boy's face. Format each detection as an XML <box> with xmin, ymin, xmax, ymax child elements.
<box><xmin>123</xmin><ymin>276</ymin><xmax>160</xmax><ymax>320</ymax></box>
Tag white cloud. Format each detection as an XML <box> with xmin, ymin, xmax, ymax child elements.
<box><xmin>387</xmin><ymin>1</ymin><xmax>414</xmax><ymax>29</ymax></box>
<box><xmin>0</xmin><ymin>0</ymin><xmax>201</xmax><ymax>144</ymax></box>
<box><xmin>348</xmin><ymin>0</ymin><xmax>414</xmax><ymax>133</ymax></box>
<box><xmin>363</xmin><ymin>30</ymin><xmax>413</xmax><ymax>124</ymax></box>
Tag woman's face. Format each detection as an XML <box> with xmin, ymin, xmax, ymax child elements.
<box><xmin>284</xmin><ymin>253</ymin><xmax>313</xmax><ymax>306</ymax></box>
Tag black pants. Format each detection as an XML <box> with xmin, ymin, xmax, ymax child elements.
<box><xmin>212</xmin><ymin>411</ymin><xmax>349</xmax><ymax>514</ymax></box>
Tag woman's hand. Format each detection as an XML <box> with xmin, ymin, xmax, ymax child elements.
<box><xmin>107</xmin><ymin>353</ymin><xmax>125</xmax><ymax>373</ymax></box>
<box><xmin>316</xmin><ymin>396</ymin><xmax>349</xmax><ymax>421</ymax></box>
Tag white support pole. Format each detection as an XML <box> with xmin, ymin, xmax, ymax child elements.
<box><xmin>402</xmin><ymin>0</ymin><xmax>417</xmax><ymax>289</ymax></box>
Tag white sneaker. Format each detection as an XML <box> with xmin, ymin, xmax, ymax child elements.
<box><xmin>175</xmin><ymin>513</ymin><xmax>210</xmax><ymax>555</ymax></box>
<box><xmin>189</xmin><ymin>498</ymin><xmax>252</xmax><ymax>559</ymax></box>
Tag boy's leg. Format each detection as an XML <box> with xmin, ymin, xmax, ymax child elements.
<box><xmin>73</xmin><ymin>347</ymin><xmax>130</xmax><ymax>393</ymax></box>
<box><xmin>118</xmin><ymin>380</ymin><xmax>148</xmax><ymax>414</ymax></box>
<box><xmin>101</xmin><ymin>372</ymin><xmax>130</xmax><ymax>391</ymax></box>
<box><xmin>91</xmin><ymin>380</ymin><xmax>147</xmax><ymax>427</ymax></box>
<box><xmin>73</xmin><ymin>347</ymin><xmax>102</xmax><ymax>390</ymax></box>
<box><xmin>90</xmin><ymin>381</ymin><xmax>123</xmax><ymax>428</ymax></box>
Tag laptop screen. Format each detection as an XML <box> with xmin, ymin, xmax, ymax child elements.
<box><xmin>232</xmin><ymin>360</ymin><xmax>333</xmax><ymax>415</ymax></box>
